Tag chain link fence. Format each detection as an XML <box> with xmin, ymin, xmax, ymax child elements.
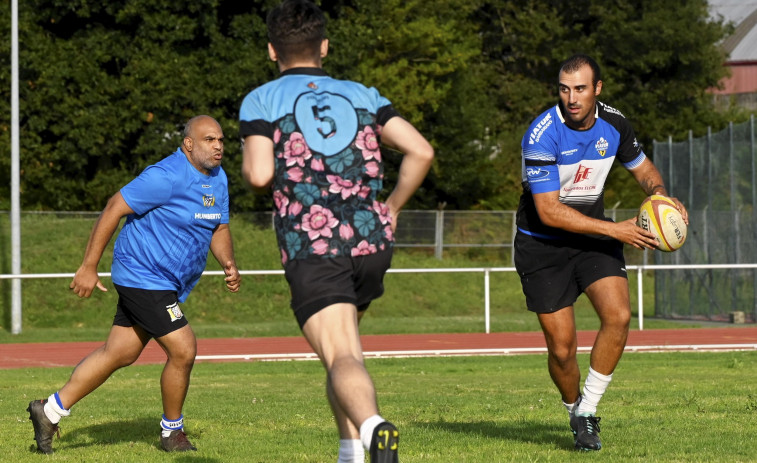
<box><xmin>653</xmin><ymin>115</ymin><xmax>757</xmax><ymax>322</ymax></box>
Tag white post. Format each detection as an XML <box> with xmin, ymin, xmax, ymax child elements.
<box><xmin>484</xmin><ymin>268</ymin><xmax>490</xmax><ymax>334</ymax></box>
<box><xmin>637</xmin><ymin>267</ymin><xmax>644</xmax><ymax>331</ymax></box>
<box><xmin>10</xmin><ymin>0</ymin><xmax>22</xmax><ymax>334</ymax></box>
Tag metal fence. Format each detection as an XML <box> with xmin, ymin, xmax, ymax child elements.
<box><xmin>653</xmin><ymin>114</ymin><xmax>757</xmax><ymax>322</ymax></box>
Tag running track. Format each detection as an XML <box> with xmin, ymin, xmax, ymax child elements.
<box><xmin>1</xmin><ymin>327</ymin><xmax>756</xmax><ymax>369</ymax></box>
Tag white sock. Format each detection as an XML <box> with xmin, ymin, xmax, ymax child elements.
<box><xmin>44</xmin><ymin>392</ymin><xmax>70</xmax><ymax>425</ymax></box>
<box><xmin>359</xmin><ymin>415</ymin><xmax>385</xmax><ymax>451</ymax></box>
<box><xmin>160</xmin><ymin>414</ymin><xmax>184</xmax><ymax>437</ymax></box>
<box><xmin>563</xmin><ymin>398</ymin><xmax>579</xmax><ymax>416</ymax></box>
<box><xmin>577</xmin><ymin>367</ymin><xmax>613</xmax><ymax>416</ymax></box>
<box><xmin>337</xmin><ymin>438</ymin><xmax>365</xmax><ymax>463</ymax></box>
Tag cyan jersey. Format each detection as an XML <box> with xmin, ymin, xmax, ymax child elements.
<box><xmin>517</xmin><ymin>102</ymin><xmax>646</xmax><ymax>239</ymax></box>
<box><xmin>111</xmin><ymin>149</ymin><xmax>229</xmax><ymax>302</ymax></box>
<box><xmin>240</xmin><ymin>67</ymin><xmax>400</xmax><ymax>265</ymax></box>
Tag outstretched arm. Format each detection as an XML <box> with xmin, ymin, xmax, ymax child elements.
<box><xmin>378</xmin><ymin>117</ymin><xmax>435</xmax><ymax>231</ymax></box>
<box><xmin>69</xmin><ymin>192</ymin><xmax>134</xmax><ymax>298</ymax></box>
<box><xmin>210</xmin><ymin>223</ymin><xmax>240</xmax><ymax>293</ymax></box>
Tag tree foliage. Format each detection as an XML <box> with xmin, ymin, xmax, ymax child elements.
<box><xmin>0</xmin><ymin>0</ymin><xmax>741</xmax><ymax>211</ymax></box>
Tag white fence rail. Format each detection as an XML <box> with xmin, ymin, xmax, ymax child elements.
<box><xmin>4</xmin><ymin>263</ymin><xmax>756</xmax><ymax>334</ymax></box>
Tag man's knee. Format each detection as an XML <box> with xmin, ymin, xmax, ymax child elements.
<box><xmin>547</xmin><ymin>340</ymin><xmax>577</xmax><ymax>366</ymax></box>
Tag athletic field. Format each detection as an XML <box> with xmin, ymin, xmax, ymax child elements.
<box><xmin>3</xmin><ymin>327</ymin><xmax>756</xmax><ymax>462</ymax></box>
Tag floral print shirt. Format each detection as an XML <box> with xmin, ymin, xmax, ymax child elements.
<box><xmin>240</xmin><ymin>68</ymin><xmax>400</xmax><ymax>265</ymax></box>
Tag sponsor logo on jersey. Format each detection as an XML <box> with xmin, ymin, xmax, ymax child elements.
<box><xmin>561</xmin><ymin>148</ymin><xmax>578</xmax><ymax>156</ymax></box>
<box><xmin>307</xmin><ymin>82</ymin><xmax>318</xmax><ymax>89</ymax></box>
<box><xmin>195</xmin><ymin>212</ymin><xmax>222</xmax><ymax>220</ymax></box>
<box><xmin>526</xmin><ymin>167</ymin><xmax>550</xmax><ymax>179</ymax></box>
<box><xmin>202</xmin><ymin>194</ymin><xmax>215</xmax><ymax>207</ymax></box>
<box><xmin>528</xmin><ymin>113</ymin><xmax>552</xmax><ymax>145</ymax></box>
<box><xmin>573</xmin><ymin>164</ymin><xmax>593</xmax><ymax>183</ymax></box>
<box><xmin>599</xmin><ymin>101</ymin><xmax>625</xmax><ymax>117</ymax></box>
<box><xmin>595</xmin><ymin>137</ymin><xmax>609</xmax><ymax>157</ymax></box>
<box><xmin>166</xmin><ymin>302</ymin><xmax>184</xmax><ymax>322</ymax></box>
<box><xmin>202</xmin><ymin>184</ymin><xmax>211</xmax><ymax>189</ymax></box>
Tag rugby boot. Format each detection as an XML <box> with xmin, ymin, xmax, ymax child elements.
<box><xmin>369</xmin><ymin>421</ymin><xmax>399</xmax><ymax>463</ymax></box>
<box><xmin>161</xmin><ymin>429</ymin><xmax>197</xmax><ymax>452</ymax></box>
<box><xmin>27</xmin><ymin>399</ymin><xmax>60</xmax><ymax>454</ymax></box>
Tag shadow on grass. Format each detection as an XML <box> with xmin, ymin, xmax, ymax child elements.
<box><xmin>33</xmin><ymin>417</ymin><xmax>221</xmax><ymax>462</ymax></box>
<box><xmin>426</xmin><ymin>419</ymin><xmax>574</xmax><ymax>450</ymax></box>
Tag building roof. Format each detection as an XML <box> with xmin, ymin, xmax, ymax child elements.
<box><xmin>710</xmin><ymin>1</ymin><xmax>757</xmax><ymax>62</ymax></box>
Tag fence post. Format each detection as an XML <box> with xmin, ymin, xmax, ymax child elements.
<box><xmin>484</xmin><ymin>268</ymin><xmax>491</xmax><ymax>334</ymax></box>
<box><xmin>637</xmin><ymin>267</ymin><xmax>644</xmax><ymax>331</ymax></box>
<box><xmin>752</xmin><ymin>114</ymin><xmax>757</xmax><ymax>321</ymax></box>
<box><xmin>434</xmin><ymin>208</ymin><xmax>444</xmax><ymax>260</ymax></box>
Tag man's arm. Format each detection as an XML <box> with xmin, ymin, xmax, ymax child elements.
<box><xmin>532</xmin><ymin>190</ymin><xmax>660</xmax><ymax>249</ymax></box>
<box><xmin>628</xmin><ymin>158</ymin><xmax>689</xmax><ymax>223</ymax></box>
<box><xmin>210</xmin><ymin>223</ymin><xmax>241</xmax><ymax>293</ymax></box>
<box><xmin>378</xmin><ymin>117</ymin><xmax>435</xmax><ymax>231</ymax></box>
<box><xmin>69</xmin><ymin>192</ymin><xmax>134</xmax><ymax>298</ymax></box>
<box><xmin>241</xmin><ymin>135</ymin><xmax>275</xmax><ymax>193</ymax></box>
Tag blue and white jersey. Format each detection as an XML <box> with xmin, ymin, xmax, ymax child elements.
<box><xmin>517</xmin><ymin>101</ymin><xmax>646</xmax><ymax>239</ymax></box>
<box><xmin>240</xmin><ymin>67</ymin><xmax>400</xmax><ymax>265</ymax></box>
<box><xmin>111</xmin><ymin>149</ymin><xmax>229</xmax><ymax>301</ymax></box>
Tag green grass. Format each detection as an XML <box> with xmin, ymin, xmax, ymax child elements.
<box><xmin>3</xmin><ymin>352</ymin><xmax>757</xmax><ymax>462</ymax></box>
<box><xmin>0</xmin><ymin>213</ymin><xmax>705</xmax><ymax>343</ymax></box>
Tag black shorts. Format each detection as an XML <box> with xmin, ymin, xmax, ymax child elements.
<box><xmin>514</xmin><ymin>232</ymin><xmax>627</xmax><ymax>314</ymax></box>
<box><xmin>284</xmin><ymin>249</ymin><xmax>393</xmax><ymax>329</ymax></box>
<box><xmin>113</xmin><ymin>284</ymin><xmax>189</xmax><ymax>338</ymax></box>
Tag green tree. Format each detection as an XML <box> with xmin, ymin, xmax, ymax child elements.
<box><xmin>477</xmin><ymin>0</ymin><xmax>736</xmax><ymax>209</ymax></box>
<box><xmin>325</xmin><ymin>0</ymin><xmax>498</xmax><ymax>209</ymax></box>
<box><xmin>0</xmin><ymin>0</ymin><xmax>744</xmax><ymax>212</ymax></box>
<box><xmin>1</xmin><ymin>0</ymin><xmax>274</xmax><ymax>211</ymax></box>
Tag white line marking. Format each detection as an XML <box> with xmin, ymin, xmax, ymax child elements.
<box><xmin>195</xmin><ymin>344</ymin><xmax>757</xmax><ymax>362</ymax></box>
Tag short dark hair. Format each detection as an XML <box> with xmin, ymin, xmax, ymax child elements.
<box><xmin>559</xmin><ymin>54</ymin><xmax>601</xmax><ymax>87</ymax></box>
<box><xmin>267</xmin><ymin>0</ymin><xmax>326</xmax><ymax>65</ymax></box>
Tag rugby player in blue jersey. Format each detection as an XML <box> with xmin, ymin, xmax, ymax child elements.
<box><xmin>27</xmin><ymin>115</ymin><xmax>241</xmax><ymax>454</ymax></box>
<box><xmin>240</xmin><ymin>1</ymin><xmax>434</xmax><ymax>461</ymax></box>
<box><xmin>515</xmin><ymin>55</ymin><xmax>689</xmax><ymax>451</ymax></box>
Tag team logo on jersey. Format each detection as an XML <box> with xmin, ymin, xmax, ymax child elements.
<box><xmin>202</xmin><ymin>194</ymin><xmax>215</xmax><ymax>207</ymax></box>
<box><xmin>595</xmin><ymin>137</ymin><xmax>609</xmax><ymax>157</ymax></box>
<box><xmin>307</xmin><ymin>82</ymin><xmax>318</xmax><ymax>89</ymax></box>
<box><xmin>573</xmin><ymin>164</ymin><xmax>593</xmax><ymax>183</ymax></box>
<box><xmin>166</xmin><ymin>302</ymin><xmax>184</xmax><ymax>322</ymax></box>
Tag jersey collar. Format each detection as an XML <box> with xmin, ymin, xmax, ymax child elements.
<box><xmin>281</xmin><ymin>67</ymin><xmax>329</xmax><ymax>77</ymax></box>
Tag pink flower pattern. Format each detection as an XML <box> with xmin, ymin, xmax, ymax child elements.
<box><xmin>327</xmin><ymin>175</ymin><xmax>362</xmax><ymax>199</ymax></box>
<box><xmin>351</xmin><ymin>240</ymin><xmax>378</xmax><ymax>256</ymax></box>
<box><xmin>283</xmin><ymin>132</ymin><xmax>312</xmax><ymax>167</ymax></box>
<box><xmin>274</xmin><ymin>190</ymin><xmax>289</xmax><ymax>217</ymax></box>
<box><xmin>301</xmin><ymin>204</ymin><xmax>339</xmax><ymax>240</ymax></box>
<box><xmin>270</xmin><ymin>107</ymin><xmax>394</xmax><ymax>262</ymax></box>
<box><xmin>339</xmin><ymin>223</ymin><xmax>354</xmax><ymax>240</ymax></box>
<box><xmin>356</xmin><ymin>126</ymin><xmax>381</xmax><ymax>161</ymax></box>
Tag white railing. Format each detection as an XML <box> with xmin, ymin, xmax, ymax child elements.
<box><xmin>3</xmin><ymin>263</ymin><xmax>756</xmax><ymax>334</ymax></box>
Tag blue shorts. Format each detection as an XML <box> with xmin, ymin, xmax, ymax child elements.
<box><xmin>112</xmin><ymin>284</ymin><xmax>189</xmax><ymax>338</ymax></box>
<box><xmin>284</xmin><ymin>249</ymin><xmax>393</xmax><ymax>328</ymax></box>
<box><xmin>514</xmin><ymin>233</ymin><xmax>627</xmax><ymax>314</ymax></box>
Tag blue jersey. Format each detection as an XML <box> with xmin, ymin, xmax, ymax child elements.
<box><xmin>239</xmin><ymin>67</ymin><xmax>400</xmax><ymax>265</ymax></box>
<box><xmin>111</xmin><ymin>149</ymin><xmax>229</xmax><ymax>301</ymax></box>
<box><xmin>517</xmin><ymin>102</ymin><xmax>646</xmax><ymax>239</ymax></box>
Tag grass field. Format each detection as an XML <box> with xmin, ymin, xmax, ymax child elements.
<box><xmin>3</xmin><ymin>352</ymin><xmax>757</xmax><ymax>462</ymax></box>
<box><xmin>2</xmin><ymin>215</ymin><xmax>756</xmax><ymax>461</ymax></box>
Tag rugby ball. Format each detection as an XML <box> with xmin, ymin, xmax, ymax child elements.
<box><xmin>637</xmin><ymin>195</ymin><xmax>687</xmax><ymax>252</ymax></box>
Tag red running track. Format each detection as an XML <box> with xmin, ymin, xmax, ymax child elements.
<box><xmin>1</xmin><ymin>327</ymin><xmax>756</xmax><ymax>369</ymax></box>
